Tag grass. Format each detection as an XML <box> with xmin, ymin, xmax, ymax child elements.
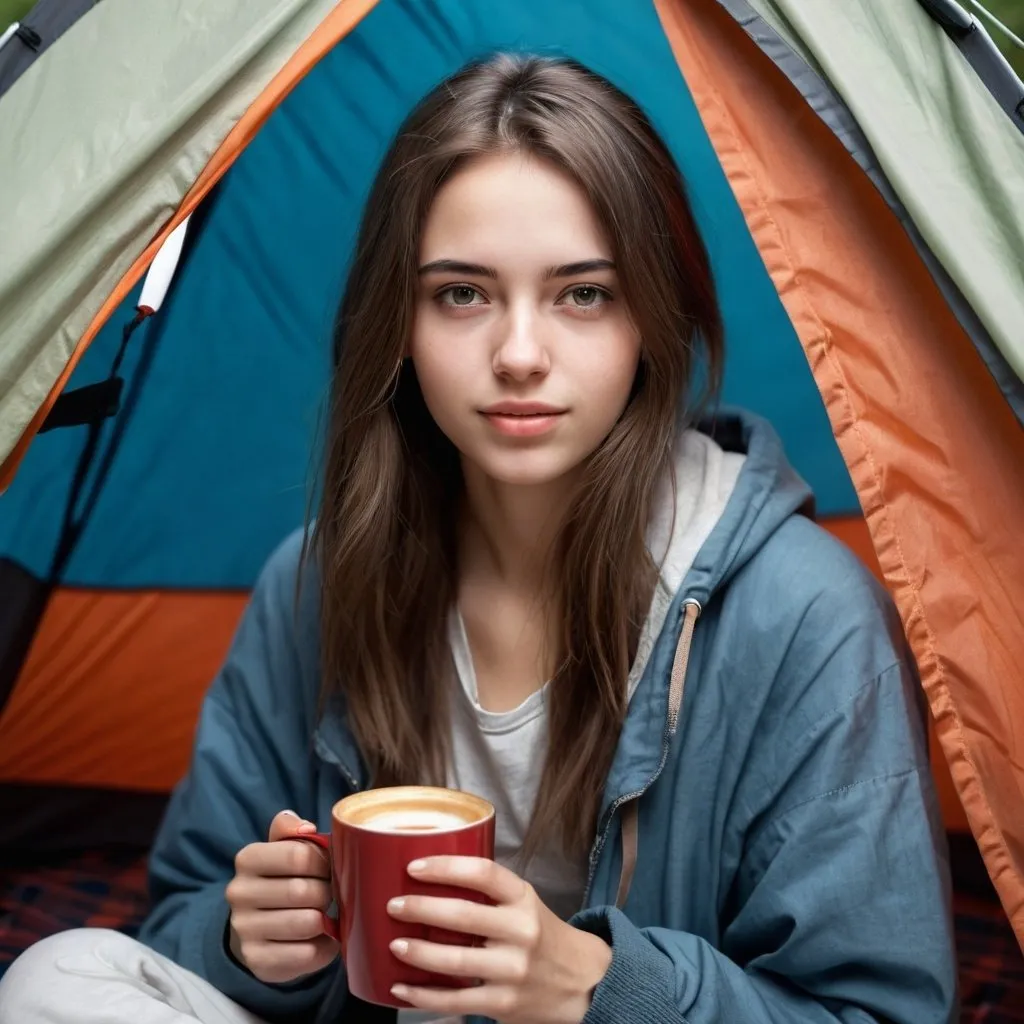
<box><xmin>0</xmin><ymin>0</ymin><xmax>31</xmax><ymax>31</ymax></box>
<box><xmin>976</xmin><ymin>0</ymin><xmax>1024</xmax><ymax>77</ymax></box>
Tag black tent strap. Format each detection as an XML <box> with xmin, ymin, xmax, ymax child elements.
<box><xmin>14</xmin><ymin>24</ymin><xmax>42</xmax><ymax>51</ymax></box>
<box><xmin>46</xmin><ymin>309</ymin><xmax>149</xmax><ymax>583</ymax></box>
<box><xmin>39</xmin><ymin>308</ymin><xmax>145</xmax><ymax>435</ymax></box>
<box><xmin>38</xmin><ymin>378</ymin><xmax>124</xmax><ymax>434</ymax></box>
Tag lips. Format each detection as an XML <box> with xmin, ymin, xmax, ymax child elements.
<box><xmin>479</xmin><ymin>402</ymin><xmax>567</xmax><ymax>438</ymax></box>
<box><xmin>481</xmin><ymin>401</ymin><xmax>567</xmax><ymax>416</ymax></box>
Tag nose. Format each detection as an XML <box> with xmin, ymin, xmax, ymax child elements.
<box><xmin>492</xmin><ymin>301</ymin><xmax>550</xmax><ymax>382</ymax></box>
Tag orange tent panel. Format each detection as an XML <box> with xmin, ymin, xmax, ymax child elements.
<box><xmin>0</xmin><ymin>590</ymin><xmax>247</xmax><ymax>791</ymax></box>
<box><xmin>657</xmin><ymin>0</ymin><xmax>1024</xmax><ymax>941</ymax></box>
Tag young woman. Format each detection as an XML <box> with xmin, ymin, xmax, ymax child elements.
<box><xmin>0</xmin><ymin>55</ymin><xmax>956</xmax><ymax>1024</ymax></box>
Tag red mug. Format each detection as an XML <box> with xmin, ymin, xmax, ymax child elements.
<box><xmin>284</xmin><ymin>785</ymin><xmax>496</xmax><ymax>1008</ymax></box>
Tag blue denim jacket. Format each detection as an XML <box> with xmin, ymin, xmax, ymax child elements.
<box><xmin>139</xmin><ymin>411</ymin><xmax>957</xmax><ymax>1024</ymax></box>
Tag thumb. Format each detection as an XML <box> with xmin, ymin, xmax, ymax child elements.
<box><xmin>268</xmin><ymin>808</ymin><xmax>318</xmax><ymax>842</ymax></box>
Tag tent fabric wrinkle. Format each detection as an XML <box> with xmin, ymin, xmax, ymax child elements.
<box><xmin>717</xmin><ymin>0</ymin><xmax>1024</xmax><ymax>426</ymax></box>
<box><xmin>0</xmin><ymin>0</ymin><xmax>352</xmax><ymax>483</ymax></box>
<box><xmin>744</xmin><ymin>0</ymin><xmax>1024</xmax><ymax>387</ymax></box>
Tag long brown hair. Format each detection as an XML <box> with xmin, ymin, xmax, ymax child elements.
<box><xmin>314</xmin><ymin>54</ymin><xmax>724</xmax><ymax>860</ymax></box>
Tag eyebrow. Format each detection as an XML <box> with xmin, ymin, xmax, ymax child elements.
<box><xmin>417</xmin><ymin>258</ymin><xmax>616</xmax><ymax>279</ymax></box>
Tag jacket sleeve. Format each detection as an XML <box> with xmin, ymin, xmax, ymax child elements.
<box><xmin>573</xmin><ymin>658</ymin><xmax>958</xmax><ymax>1024</ymax></box>
<box><xmin>137</xmin><ymin>532</ymin><xmax>337</xmax><ymax>1019</ymax></box>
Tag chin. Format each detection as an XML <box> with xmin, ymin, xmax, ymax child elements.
<box><xmin>467</xmin><ymin>447</ymin><xmax>585</xmax><ymax>488</ymax></box>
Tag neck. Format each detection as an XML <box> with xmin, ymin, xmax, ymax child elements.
<box><xmin>458</xmin><ymin>463</ymin><xmax>580</xmax><ymax>592</ymax></box>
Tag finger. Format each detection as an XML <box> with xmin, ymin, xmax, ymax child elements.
<box><xmin>391</xmin><ymin>980</ymin><xmax>514</xmax><ymax>1019</ymax></box>
<box><xmin>226</xmin><ymin>874</ymin><xmax>332</xmax><ymax>911</ymax></box>
<box><xmin>231</xmin><ymin>907</ymin><xmax>327</xmax><ymax>942</ymax></box>
<box><xmin>390</xmin><ymin>936</ymin><xmax>525</xmax><ymax>984</ymax></box>
<box><xmin>235</xmin><ymin>838</ymin><xmax>330</xmax><ymax>879</ymax></box>
<box><xmin>268</xmin><ymin>809</ymin><xmax>318</xmax><ymax>842</ymax></box>
<box><xmin>388</xmin><ymin>894</ymin><xmax>533</xmax><ymax>944</ymax></box>
<box><xmin>407</xmin><ymin>857</ymin><xmax>526</xmax><ymax>904</ymax></box>
<box><xmin>239</xmin><ymin>935</ymin><xmax>339</xmax><ymax>986</ymax></box>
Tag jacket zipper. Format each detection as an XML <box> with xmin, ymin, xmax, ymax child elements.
<box><xmin>313</xmin><ymin>731</ymin><xmax>363</xmax><ymax>794</ymax></box>
<box><xmin>582</xmin><ymin>597</ymin><xmax>702</xmax><ymax>907</ymax></box>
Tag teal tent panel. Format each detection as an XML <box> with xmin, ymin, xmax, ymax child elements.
<box><xmin>0</xmin><ymin>0</ymin><xmax>857</xmax><ymax>589</ymax></box>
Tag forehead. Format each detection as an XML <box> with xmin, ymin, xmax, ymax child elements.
<box><xmin>420</xmin><ymin>152</ymin><xmax>611</xmax><ymax>265</ymax></box>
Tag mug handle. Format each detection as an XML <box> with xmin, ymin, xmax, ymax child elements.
<box><xmin>280</xmin><ymin>832</ymin><xmax>342</xmax><ymax>942</ymax></box>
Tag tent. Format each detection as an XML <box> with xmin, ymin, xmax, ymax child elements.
<box><xmin>1</xmin><ymin>0</ymin><xmax>1022</xmax><ymax>945</ymax></box>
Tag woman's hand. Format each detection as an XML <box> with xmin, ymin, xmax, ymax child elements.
<box><xmin>225</xmin><ymin>810</ymin><xmax>339</xmax><ymax>984</ymax></box>
<box><xmin>386</xmin><ymin>856</ymin><xmax>612</xmax><ymax>1024</ymax></box>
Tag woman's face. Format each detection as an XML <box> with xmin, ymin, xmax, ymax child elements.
<box><xmin>410</xmin><ymin>152</ymin><xmax>641</xmax><ymax>489</ymax></box>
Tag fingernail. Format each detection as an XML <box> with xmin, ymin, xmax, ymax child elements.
<box><xmin>391</xmin><ymin>983</ymin><xmax>409</xmax><ymax>998</ymax></box>
<box><xmin>390</xmin><ymin>939</ymin><xmax>409</xmax><ymax>956</ymax></box>
<box><xmin>282</xmin><ymin>810</ymin><xmax>316</xmax><ymax>832</ymax></box>
<box><xmin>387</xmin><ymin>897</ymin><xmax>405</xmax><ymax>915</ymax></box>
<box><xmin>407</xmin><ymin>859</ymin><xmax>428</xmax><ymax>874</ymax></box>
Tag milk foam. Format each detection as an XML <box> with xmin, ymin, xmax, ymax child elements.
<box><xmin>363</xmin><ymin>807</ymin><xmax>468</xmax><ymax>833</ymax></box>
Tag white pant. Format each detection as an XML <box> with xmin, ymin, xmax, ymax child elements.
<box><xmin>0</xmin><ymin>929</ymin><xmax>462</xmax><ymax>1023</ymax></box>
<box><xmin>0</xmin><ymin>929</ymin><xmax>265</xmax><ymax>1023</ymax></box>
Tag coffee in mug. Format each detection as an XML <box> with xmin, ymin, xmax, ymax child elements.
<box><xmin>283</xmin><ymin>786</ymin><xmax>495</xmax><ymax>1008</ymax></box>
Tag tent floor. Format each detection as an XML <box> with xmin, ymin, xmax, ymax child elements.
<box><xmin>1</xmin><ymin>848</ymin><xmax>1021</xmax><ymax>1019</ymax></box>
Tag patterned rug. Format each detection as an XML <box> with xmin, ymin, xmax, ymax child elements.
<box><xmin>0</xmin><ymin>850</ymin><xmax>149</xmax><ymax>970</ymax></box>
<box><xmin>1</xmin><ymin>850</ymin><xmax>1022</xmax><ymax>1020</ymax></box>
<box><xmin>956</xmin><ymin>893</ymin><xmax>1024</xmax><ymax>1022</ymax></box>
